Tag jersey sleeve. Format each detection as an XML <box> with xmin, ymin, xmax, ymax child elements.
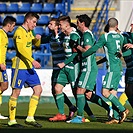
<box><xmin>83</xmin><ymin>32</ymin><xmax>94</xmax><ymax>47</ymax></box>
<box><xmin>64</xmin><ymin>53</ymin><xmax>78</xmax><ymax>65</ymax></box>
<box><xmin>70</xmin><ymin>33</ymin><xmax>80</xmax><ymax>42</ymax></box>
<box><xmin>14</xmin><ymin>29</ymin><xmax>34</xmax><ymax>62</ymax></box>
<box><xmin>82</xmin><ymin>34</ymin><xmax>106</xmax><ymax>58</ymax></box>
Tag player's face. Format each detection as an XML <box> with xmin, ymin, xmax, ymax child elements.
<box><xmin>48</xmin><ymin>21</ymin><xmax>56</xmax><ymax>30</ymax></box>
<box><xmin>8</xmin><ymin>22</ymin><xmax>16</xmax><ymax>32</ymax></box>
<box><xmin>59</xmin><ymin>21</ymin><xmax>67</xmax><ymax>33</ymax></box>
<box><xmin>27</xmin><ymin>17</ymin><xmax>38</xmax><ymax>30</ymax></box>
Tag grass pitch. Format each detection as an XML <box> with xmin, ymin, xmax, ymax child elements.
<box><xmin>0</xmin><ymin>102</ymin><xmax>133</xmax><ymax>133</ymax></box>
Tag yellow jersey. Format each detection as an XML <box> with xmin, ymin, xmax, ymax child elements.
<box><xmin>0</xmin><ymin>29</ymin><xmax>8</xmax><ymax>65</ymax></box>
<box><xmin>12</xmin><ymin>26</ymin><xmax>41</xmax><ymax>69</ymax></box>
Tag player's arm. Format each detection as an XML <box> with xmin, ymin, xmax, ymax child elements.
<box><xmin>77</xmin><ymin>32</ymin><xmax>94</xmax><ymax>52</ymax></box>
<box><xmin>57</xmin><ymin>53</ymin><xmax>78</xmax><ymax>68</ymax></box>
<box><xmin>82</xmin><ymin>34</ymin><xmax>105</xmax><ymax>58</ymax></box>
<box><xmin>96</xmin><ymin>57</ymin><xmax>107</xmax><ymax>65</ymax></box>
<box><xmin>0</xmin><ymin>34</ymin><xmax>6</xmax><ymax>70</ymax></box>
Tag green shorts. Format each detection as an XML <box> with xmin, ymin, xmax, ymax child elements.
<box><xmin>57</xmin><ymin>65</ymin><xmax>79</xmax><ymax>88</ymax></box>
<box><xmin>102</xmin><ymin>71</ymin><xmax>122</xmax><ymax>91</ymax></box>
<box><xmin>125</xmin><ymin>68</ymin><xmax>133</xmax><ymax>84</ymax></box>
<box><xmin>78</xmin><ymin>71</ymin><xmax>97</xmax><ymax>91</ymax></box>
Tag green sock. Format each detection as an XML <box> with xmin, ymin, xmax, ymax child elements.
<box><xmin>77</xmin><ymin>94</ymin><xmax>85</xmax><ymax>116</ymax></box>
<box><xmin>56</xmin><ymin>93</ymin><xmax>64</xmax><ymax>114</ymax></box>
<box><xmin>108</xmin><ymin>94</ymin><xmax>125</xmax><ymax>112</ymax></box>
<box><xmin>112</xmin><ymin>104</ymin><xmax>120</xmax><ymax>120</ymax></box>
<box><xmin>90</xmin><ymin>93</ymin><xmax>109</xmax><ymax>111</ymax></box>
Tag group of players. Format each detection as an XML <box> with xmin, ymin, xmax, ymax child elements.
<box><xmin>0</xmin><ymin>12</ymin><xmax>132</xmax><ymax>128</ymax></box>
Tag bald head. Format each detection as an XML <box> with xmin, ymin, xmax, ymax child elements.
<box><xmin>108</xmin><ymin>18</ymin><xmax>118</xmax><ymax>28</ymax></box>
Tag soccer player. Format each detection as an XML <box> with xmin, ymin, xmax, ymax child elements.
<box><xmin>0</xmin><ymin>16</ymin><xmax>16</xmax><ymax>119</ymax></box>
<box><xmin>120</xmin><ymin>21</ymin><xmax>133</xmax><ymax>111</ymax></box>
<box><xmin>8</xmin><ymin>12</ymin><xmax>42</xmax><ymax>128</ymax></box>
<box><xmin>67</xmin><ymin>14</ymin><xmax>112</xmax><ymax>123</ymax></box>
<box><xmin>81</xmin><ymin>18</ymin><xmax>129</xmax><ymax>124</ymax></box>
<box><xmin>48</xmin><ymin>15</ymin><xmax>90</xmax><ymax>122</ymax></box>
<box><xmin>41</xmin><ymin>18</ymin><xmax>77</xmax><ymax>120</ymax></box>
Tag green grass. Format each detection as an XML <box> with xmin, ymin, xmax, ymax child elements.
<box><xmin>0</xmin><ymin>102</ymin><xmax>133</xmax><ymax>133</ymax></box>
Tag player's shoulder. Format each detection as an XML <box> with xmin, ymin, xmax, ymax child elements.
<box><xmin>0</xmin><ymin>29</ymin><xmax>3</xmax><ymax>36</ymax></box>
<box><xmin>70</xmin><ymin>31</ymin><xmax>80</xmax><ymax>39</ymax></box>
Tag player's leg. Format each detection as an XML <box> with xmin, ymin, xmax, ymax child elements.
<box><xmin>125</xmin><ymin>84</ymin><xmax>133</xmax><ymax>108</ymax></box>
<box><xmin>8</xmin><ymin>69</ymin><xmax>25</xmax><ymax>128</ymax></box>
<box><xmin>49</xmin><ymin>69</ymin><xmax>68</xmax><ymax>121</ymax></box>
<box><xmin>67</xmin><ymin>71</ymin><xmax>89</xmax><ymax>123</ymax></box>
<box><xmin>25</xmin><ymin>69</ymin><xmax>42</xmax><ymax>128</ymax></box>
<box><xmin>102</xmin><ymin>72</ymin><xmax>129</xmax><ymax>124</ymax></box>
<box><xmin>125</xmin><ymin>69</ymin><xmax>133</xmax><ymax>108</ymax></box>
<box><xmin>0</xmin><ymin>70</ymin><xmax>8</xmax><ymax>119</ymax></box>
<box><xmin>52</xmin><ymin>70</ymin><xmax>77</xmax><ymax>118</ymax></box>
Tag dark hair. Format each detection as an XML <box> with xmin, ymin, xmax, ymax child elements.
<box><xmin>24</xmin><ymin>12</ymin><xmax>39</xmax><ymax>22</ymax></box>
<box><xmin>50</xmin><ymin>18</ymin><xmax>59</xmax><ymax>26</ymax></box>
<box><xmin>76</xmin><ymin>14</ymin><xmax>91</xmax><ymax>27</ymax></box>
<box><xmin>58</xmin><ymin>15</ymin><xmax>71</xmax><ymax>24</ymax></box>
<box><xmin>3</xmin><ymin>16</ymin><xmax>16</xmax><ymax>26</ymax></box>
<box><xmin>104</xmin><ymin>23</ymin><xmax>109</xmax><ymax>33</ymax></box>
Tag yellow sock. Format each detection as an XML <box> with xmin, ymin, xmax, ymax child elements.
<box><xmin>27</xmin><ymin>95</ymin><xmax>39</xmax><ymax>117</ymax></box>
<box><xmin>0</xmin><ymin>90</ymin><xmax>2</xmax><ymax>105</ymax></box>
<box><xmin>119</xmin><ymin>92</ymin><xmax>128</xmax><ymax>106</ymax></box>
<box><xmin>9</xmin><ymin>97</ymin><xmax>17</xmax><ymax>121</ymax></box>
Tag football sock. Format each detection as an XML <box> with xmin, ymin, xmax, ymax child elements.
<box><xmin>112</xmin><ymin>103</ymin><xmax>120</xmax><ymax>120</ymax></box>
<box><xmin>84</xmin><ymin>101</ymin><xmax>93</xmax><ymax>116</ymax></box>
<box><xmin>63</xmin><ymin>92</ymin><xmax>73</xmax><ymax>108</ymax></box>
<box><xmin>56</xmin><ymin>93</ymin><xmax>64</xmax><ymax>114</ymax></box>
<box><xmin>90</xmin><ymin>93</ymin><xmax>110</xmax><ymax>112</ymax></box>
<box><xmin>9</xmin><ymin>97</ymin><xmax>17</xmax><ymax>121</ymax></box>
<box><xmin>119</xmin><ymin>92</ymin><xmax>128</xmax><ymax>106</ymax></box>
<box><xmin>77</xmin><ymin>94</ymin><xmax>85</xmax><ymax>116</ymax></box>
<box><xmin>27</xmin><ymin>95</ymin><xmax>39</xmax><ymax>117</ymax></box>
<box><xmin>108</xmin><ymin>94</ymin><xmax>125</xmax><ymax>112</ymax></box>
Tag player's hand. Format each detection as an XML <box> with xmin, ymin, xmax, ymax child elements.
<box><xmin>0</xmin><ymin>64</ymin><xmax>6</xmax><ymax>70</ymax></box>
<box><xmin>115</xmin><ymin>51</ymin><xmax>122</xmax><ymax>58</ymax></box>
<box><xmin>32</xmin><ymin>60</ymin><xmax>41</xmax><ymax>69</ymax></box>
<box><xmin>124</xmin><ymin>43</ymin><xmax>133</xmax><ymax>49</ymax></box>
<box><xmin>57</xmin><ymin>62</ymin><xmax>65</xmax><ymax>68</ymax></box>
<box><xmin>35</xmin><ymin>34</ymin><xmax>41</xmax><ymax>40</ymax></box>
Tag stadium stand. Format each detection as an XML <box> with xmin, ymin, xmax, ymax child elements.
<box><xmin>18</xmin><ymin>2</ymin><xmax>31</xmax><ymax>13</ymax></box>
<box><xmin>6</xmin><ymin>3</ymin><xmax>19</xmax><ymax>13</ymax></box>
<box><xmin>37</xmin><ymin>15</ymin><xmax>49</xmax><ymax>25</ymax></box>
<box><xmin>16</xmin><ymin>15</ymin><xmax>24</xmax><ymax>25</ymax></box>
<box><xmin>0</xmin><ymin>3</ymin><xmax>7</xmax><ymax>13</ymax></box>
<box><xmin>0</xmin><ymin>0</ymin><xmax>73</xmax><ymax>68</ymax></box>
<box><xmin>30</xmin><ymin>3</ymin><xmax>43</xmax><ymax>12</ymax></box>
<box><xmin>41</xmin><ymin>3</ymin><xmax>55</xmax><ymax>13</ymax></box>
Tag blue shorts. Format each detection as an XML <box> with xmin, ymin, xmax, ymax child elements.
<box><xmin>0</xmin><ymin>70</ymin><xmax>8</xmax><ymax>82</ymax></box>
<box><xmin>11</xmin><ymin>68</ymin><xmax>41</xmax><ymax>89</ymax></box>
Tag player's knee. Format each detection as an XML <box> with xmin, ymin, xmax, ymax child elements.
<box><xmin>102</xmin><ymin>88</ymin><xmax>109</xmax><ymax>98</ymax></box>
<box><xmin>55</xmin><ymin>85</ymin><xmax>62</xmax><ymax>94</ymax></box>
<box><xmin>1</xmin><ymin>85</ymin><xmax>8</xmax><ymax>92</ymax></box>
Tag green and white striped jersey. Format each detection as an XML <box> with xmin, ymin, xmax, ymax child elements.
<box><xmin>63</xmin><ymin>28</ymin><xmax>80</xmax><ymax>68</ymax></box>
<box><xmin>83</xmin><ymin>31</ymin><xmax>124</xmax><ymax>72</ymax></box>
<box><xmin>81</xmin><ymin>30</ymin><xmax>98</xmax><ymax>72</ymax></box>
